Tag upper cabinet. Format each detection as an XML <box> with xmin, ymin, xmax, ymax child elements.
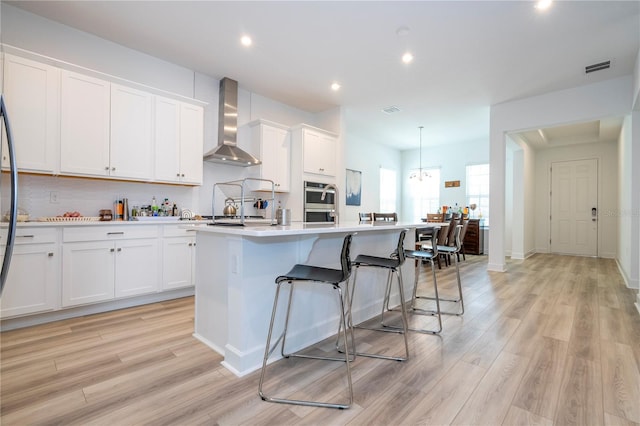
<box><xmin>110</xmin><ymin>84</ymin><xmax>153</xmax><ymax>180</ymax></box>
<box><xmin>154</xmin><ymin>97</ymin><xmax>203</xmax><ymax>185</ymax></box>
<box><xmin>2</xmin><ymin>54</ymin><xmax>60</xmax><ymax>173</ymax></box>
<box><xmin>60</xmin><ymin>70</ymin><xmax>111</xmax><ymax>177</ymax></box>
<box><xmin>293</xmin><ymin>125</ymin><xmax>338</xmax><ymax>177</ymax></box>
<box><xmin>249</xmin><ymin>120</ymin><xmax>291</xmax><ymax>192</ymax></box>
<box><xmin>2</xmin><ymin>50</ymin><xmax>205</xmax><ymax>186</ymax></box>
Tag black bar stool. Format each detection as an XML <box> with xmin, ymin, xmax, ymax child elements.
<box><xmin>258</xmin><ymin>233</ymin><xmax>355</xmax><ymax>410</ymax></box>
<box><xmin>418</xmin><ymin>224</ymin><xmax>464</xmax><ymax>316</ymax></box>
<box><xmin>403</xmin><ymin>230</ymin><xmax>443</xmax><ymax>334</ymax></box>
<box><xmin>348</xmin><ymin>229</ymin><xmax>410</xmax><ymax>361</ymax></box>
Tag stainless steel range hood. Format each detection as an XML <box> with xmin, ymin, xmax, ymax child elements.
<box><xmin>203</xmin><ymin>77</ymin><xmax>261</xmax><ymax>167</ymax></box>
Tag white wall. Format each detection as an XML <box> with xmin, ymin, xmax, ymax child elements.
<box><xmin>344</xmin><ymin>132</ymin><xmax>402</xmax><ymax>222</ymax></box>
<box><xmin>489</xmin><ymin>75</ymin><xmax>635</xmax><ymax>272</ymax></box>
<box><xmin>533</xmin><ymin>141</ymin><xmax>618</xmax><ymax>259</ymax></box>
<box><xmin>400</xmin><ymin>138</ymin><xmax>489</xmax><ymax>222</ymax></box>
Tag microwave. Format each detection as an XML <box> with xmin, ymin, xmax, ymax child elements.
<box><xmin>304</xmin><ymin>181</ymin><xmax>335</xmax><ymax>222</ymax></box>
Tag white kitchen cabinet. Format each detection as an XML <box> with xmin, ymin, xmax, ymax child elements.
<box><xmin>62</xmin><ymin>226</ymin><xmax>159</xmax><ymax>307</ymax></box>
<box><xmin>60</xmin><ymin>70</ymin><xmax>111</xmax><ymax>177</ymax></box>
<box><xmin>154</xmin><ymin>97</ymin><xmax>204</xmax><ymax>185</ymax></box>
<box><xmin>296</xmin><ymin>126</ymin><xmax>337</xmax><ymax>177</ymax></box>
<box><xmin>1</xmin><ymin>54</ymin><xmax>60</xmax><ymax>173</ymax></box>
<box><xmin>161</xmin><ymin>225</ymin><xmax>197</xmax><ymax>290</ymax></box>
<box><xmin>110</xmin><ymin>84</ymin><xmax>153</xmax><ymax>180</ymax></box>
<box><xmin>0</xmin><ymin>228</ymin><xmax>60</xmax><ymax>318</ymax></box>
<box><xmin>249</xmin><ymin>120</ymin><xmax>291</xmax><ymax>192</ymax></box>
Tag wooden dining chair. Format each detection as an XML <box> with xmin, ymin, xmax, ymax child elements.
<box><xmin>373</xmin><ymin>212</ymin><xmax>397</xmax><ymax>222</ymax></box>
<box><xmin>426</xmin><ymin>213</ymin><xmax>444</xmax><ymax>223</ymax></box>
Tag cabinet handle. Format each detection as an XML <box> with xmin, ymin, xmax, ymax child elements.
<box><xmin>188</xmin><ymin>243</ymin><xmax>192</xmax><ymax>247</ymax></box>
<box><xmin>111</xmin><ymin>167</ymin><xmax>116</xmax><ymax>171</ymax></box>
<box><xmin>117</xmin><ymin>248</ymin><xmax>122</xmax><ymax>252</ymax></box>
<box><xmin>110</xmin><ymin>248</ymin><xmax>115</xmax><ymax>252</ymax></box>
<box><xmin>17</xmin><ymin>235</ymin><xmax>35</xmax><ymax>238</ymax></box>
<box><xmin>176</xmin><ymin>173</ymin><xmax>181</xmax><ymax>177</ymax></box>
<box><xmin>107</xmin><ymin>232</ymin><xmax>124</xmax><ymax>235</ymax></box>
<box><xmin>186</xmin><ymin>229</ymin><xmax>196</xmax><ymax>232</ymax></box>
<box><xmin>319</xmin><ymin>168</ymin><xmax>324</xmax><ymax>172</ymax></box>
<box><xmin>181</xmin><ymin>173</ymin><xmax>185</xmax><ymax>177</ymax></box>
<box><xmin>48</xmin><ymin>252</ymin><xmax>54</xmax><ymax>257</ymax></box>
<box><xmin>105</xmin><ymin>166</ymin><xmax>110</xmax><ymax>171</ymax></box>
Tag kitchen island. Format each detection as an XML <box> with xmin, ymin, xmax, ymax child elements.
<box><xmin>190</xmin><ymin>221</ymin><xmax>429</xmax><ymax>376</ymax></box>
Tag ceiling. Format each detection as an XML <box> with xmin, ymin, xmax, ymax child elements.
<box><xmin>7</xmin><ymin>1</ymin><xmax>639</xmax><ymax>150</ymax></box>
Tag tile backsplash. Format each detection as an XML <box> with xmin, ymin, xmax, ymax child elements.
<box><xmin>4</xmin><ymin>174</ymin><xmax>200</xmax><ymax>219</ymax></box>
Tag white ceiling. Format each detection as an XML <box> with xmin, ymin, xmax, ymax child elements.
<box><xmin>8</xmin><ymin>1</ymin><xmax>640</xmax><ymax>150</ymax></box>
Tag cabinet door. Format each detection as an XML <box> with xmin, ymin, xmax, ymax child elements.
<box><xmin>0</xmin><ymin>244</ymin><xmax>59</xmax><ymax>318</ymax></box>
<box><xmin>303</xmin><ymin>129</ymin><xmax>336</xmax><ymax>177</ymax></box>
<box><xmin>154</xmin><ymin>96</ymin><xmax>181</xmax><ymax>183</ymax></box>
<box><xmin>62</xmin><ymin>241</ymin><xmax>115</xmax><ymax>306</ymax></box>
<box><xmin>178</xmin><ymin>103</ymin><xmax>204</xmax><ymax>185</ymax></box>
<box><xmin>162</xmin><ymin>236</ymin><xmax>195</xmax><ymax>290</ymax></box>
<box><xmin>2</xmin><ymin>54</ymin><xmax>60</xmax><ymax>173</ymax></box>
<box><xmin>110</xmin><ymin>84</ymin><xmax>153</xmax><ymax>180</ymax></box>
<box><xmin>60</xmin><ymin>71</ymin><xmax>111</xmax><ymax>177</ymax></box>
<box><xmin>115</xmin><ymin>238</ymin><xmax>159</xmax><ymax>297</ymax></box>
<box><xmin>259</xmin><ymin>126</ymin><xmax>290</xmax><ymax>192</ymax></box>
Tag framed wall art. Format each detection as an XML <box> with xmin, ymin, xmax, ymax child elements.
<box><xmin>346</xmin><ymin>169</ymin><xmax>362</xmax><ymax>206</ymax></box>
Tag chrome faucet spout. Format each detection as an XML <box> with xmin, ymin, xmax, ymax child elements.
<box><xmin>321</xmin><ymin>184</ymin><xmax>339</xmax><ymax>224</ymax></box>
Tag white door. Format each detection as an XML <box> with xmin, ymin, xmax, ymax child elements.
<box><xmin>550</xmin><ymin>159</ymin><xmax>598</xmax><ymax>256</ymax></box>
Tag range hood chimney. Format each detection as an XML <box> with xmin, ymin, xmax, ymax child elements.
<box><xmin>203</xmin><ymin>77</ymin><xmax>261</xmax><ymax>167</ymax></box>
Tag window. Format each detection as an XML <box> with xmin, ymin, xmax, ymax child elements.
<box><xmin>408</xmin><ymin>168</ymin><xmax>440</xmax><ymax>221</ymax></box>
<box><xmin>379</xmin><ymin>168</ymin><xmax>397</xmax><ymax>213</ymax></box>
<box><xmin>466</xmin><ymin>163</ymin><xmax>490</xmax><ymax>225</ymax></box>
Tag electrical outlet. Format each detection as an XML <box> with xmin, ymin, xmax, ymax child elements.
<box><xmin>50</xmin><ymin>191</ymin><xmax>59</xmax><ymax>204</ymax></box>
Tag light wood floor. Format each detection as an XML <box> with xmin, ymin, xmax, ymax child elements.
<box><xmin>1</xmin><ymin>254</ymin><xmax>639</xmax><ymax>425</ymax></box>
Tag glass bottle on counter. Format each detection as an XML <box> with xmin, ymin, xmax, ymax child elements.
<box><xmin>151</xmin><ymin>196</ymin><xmax>159</xmax><ymax>216</ymax></box>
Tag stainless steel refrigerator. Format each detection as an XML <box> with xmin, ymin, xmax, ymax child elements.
<box><xmin>1</xmin><ymin>94</ymin><xmax>19</xmax><ymax>294</ymax></box>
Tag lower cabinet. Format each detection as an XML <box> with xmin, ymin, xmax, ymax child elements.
<box><xmin>0</xmin><ymin>228</ymin><xmax>59</xmax><ymax>318</ymax></box>
<box><xmin>161</xmin><ymin>225</ymin><xmax>196</xmax><ymax>290</ymax></box>
<box><xmin>61</xmin><ymin>226</ymin><xmax>159</xmax><ymax>307</ymax></box>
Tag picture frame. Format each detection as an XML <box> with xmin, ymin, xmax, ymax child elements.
<box><xmin>346</xmin><ymin>169</ymin><xmax>362</xmax><ymax>206</ymax></box>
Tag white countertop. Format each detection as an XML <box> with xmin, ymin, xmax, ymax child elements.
<box><xmin>5</xmin><ymin>218</ymin><xmax>208</xmax><ymax>227</ymax></box>
<box><xmin>185</xmin><ymin>220</ymin><xmax>438</xmax><ymax>237</ymax></box>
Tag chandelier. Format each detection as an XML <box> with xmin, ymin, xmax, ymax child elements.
<box><xmin>409</xmin><ymin>126</ymin><xmax>430</xmax><ymax>181</ymax></box>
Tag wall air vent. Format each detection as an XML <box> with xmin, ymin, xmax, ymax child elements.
<box><xmin>585</xmin><ymin>60</ymin><xmax>611</xmax><ymax>74</ymax></box>
<box><xmin>382</xmin><ymin>105</ymin><xmax>401</xmax><ymax>114</ymax></box>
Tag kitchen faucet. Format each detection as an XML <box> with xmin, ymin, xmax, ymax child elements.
<box><xmin>321</xmin><ymin>183</ymin><xmax>339</xmax><ymax>224</ymax></box>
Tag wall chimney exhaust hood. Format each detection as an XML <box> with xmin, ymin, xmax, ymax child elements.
<box><xmin>203</xmin><ymin>77</ymin><xmax>261</xmax><ymax>167</ymax></box>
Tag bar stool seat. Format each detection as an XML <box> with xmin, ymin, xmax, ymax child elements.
<box><xmin>259</xmin><ymin>233</ymin><xmax>355</xmax><ymax>410</ymax></box>
<box><xmin>348</xmin><ymin>229</ymin><xmax>410</xmax><ymax>361</ymax></box>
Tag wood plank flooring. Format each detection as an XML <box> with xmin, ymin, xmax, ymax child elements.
<box><xmin>1</xmin><ymin>254</ymin><xmax>639</xmax><ymax>425</ymax></box>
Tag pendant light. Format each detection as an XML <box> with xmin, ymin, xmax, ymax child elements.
<box><xmin>410</xmin><ymin>126</ymin><xmax>430</xmax><ymax>181</ymax></box>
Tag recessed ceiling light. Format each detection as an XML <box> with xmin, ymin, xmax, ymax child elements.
<box><xmin>240</xmin><ymin>35</ymin><xmax>252</xmax><ymax>47</ymax></box>
<box><xmin>535</xmin><ymin>0</ymin><xmax>552</xmax><ymax>10</ymax></box>
<box><xmin>331</xmin><ymin>82</ymin><xmax>341</xmax><ymax>91</ymax></box>
<box><xmin>402</xmin><ymin>52</ymin><xmax>414</xmax><ymax>64</ymax></box>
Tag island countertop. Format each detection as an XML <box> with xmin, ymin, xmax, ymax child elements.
<box><xmin>183</xmin><ymin>220</ymin><xmax>432</xmax><ymax>237</ymax></box>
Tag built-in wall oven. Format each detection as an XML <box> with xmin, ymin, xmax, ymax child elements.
<box><xmin>304</xmin><ymin>181</ymin><xmax>336</xmax><ymax>223</ymax></box>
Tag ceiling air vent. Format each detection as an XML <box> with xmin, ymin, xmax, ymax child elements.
<box><xmin>382</xmin><ymin>105</ymin><xmax>401</xmax><ymax>114</ymax></box>
<box><xmin>585</xmin><ymin>60</ymin><xmax>611</xmax><ymax>74</ymax></box>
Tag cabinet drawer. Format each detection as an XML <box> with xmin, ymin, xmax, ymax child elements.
<box><xmin>162</xmin><ymin>224</ymin><xmax>200</xmax><ymax>238</ymax></box>
<box><xmin>63</xmin><ymin>225</ymin><xmax>159</xmax><ymax>242</ymax></box>
<box><xmin>10</xmin><ymin>228</ymin><xmax>58</xmax><ymax>245</ymax></box>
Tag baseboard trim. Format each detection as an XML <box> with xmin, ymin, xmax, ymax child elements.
<box><xmin>615</xmin><ymin>258</ymin><xmax>639</xmax><ymax>290</ymax></box>
<box><xmin>1</xmin><ymin>288</ymin><xmax>195</xmax><ymax>331</ymax></box>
